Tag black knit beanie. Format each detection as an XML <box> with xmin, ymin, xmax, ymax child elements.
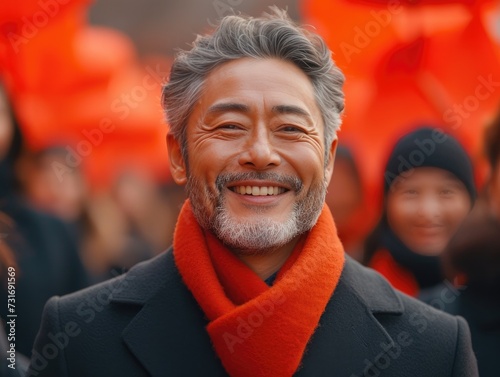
<box><xmin>384</xmin><ymin>127</ymin><xmax>476</xmax><ymax>201</ymax></box>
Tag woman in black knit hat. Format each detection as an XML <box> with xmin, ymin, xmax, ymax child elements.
<box><xmin>364</xmin><ymin>126</ymin><xmax>476</xmax><ymax>297</ymax></box>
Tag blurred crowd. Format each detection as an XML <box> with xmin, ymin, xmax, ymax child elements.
<box><xmin>0</xmin><ymin>82</ymin><xmax>186</xmax><ymax>372</ymax></box>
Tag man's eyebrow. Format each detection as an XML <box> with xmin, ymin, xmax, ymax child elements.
<box><xmin>206</xmin><ymin>102</ymin><xmax>250</xmax><ymax>115</ymax></box>
<box><xmin>205</xmin><ymin>103</ymin><xmax>314</xmax><ymax>122</ymax></box>
<box><xmin>272</xmin><ymin>105</ymin><xmax>312</xmax><ymax>119</ymax></box>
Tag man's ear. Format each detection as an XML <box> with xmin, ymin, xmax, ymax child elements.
<box><xmin>324</xmin><ymin>137</ymin><xmax>338</xmax><ymax>185</ymax></box>
<box><xmin>166</xmin><ymin>134</ymin><xmax>187</xmax><ymax>185</ymax></box>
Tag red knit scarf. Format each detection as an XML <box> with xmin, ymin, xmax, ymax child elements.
<box><xmin>173</xmin><ymin>200</ymin><xmax>345</xmax><ymax>377</ymax></box>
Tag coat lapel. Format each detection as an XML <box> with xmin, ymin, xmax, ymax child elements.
<box><xmin>110</xmin><ymin>251</ymin><xmax>227</xmax><ymax>377</ymax></box>
<box><xmin>297</xmin><ymin>256</ymin><xmax>405</xmax><ymax>376</ymax></box>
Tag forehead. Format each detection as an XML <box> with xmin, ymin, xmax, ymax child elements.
<box><xmin>396</xmin><ymin>167</ymin><xmax>462</xmax><ymax>187</ymax></box>
<box><xmin>191</xmin><ymin>57</ymin><xmax>322</xmax><ymax>121</ymax></box>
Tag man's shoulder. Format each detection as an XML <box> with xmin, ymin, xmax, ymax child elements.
<box><xmin>53</xmin><ymin>250</ymin><xmax>174</xmax><ymax>313</ymax></box>
<box><xmin>301</xmin><ymin>257</ymin><xmax>478</xmax><ymax>376</ymax></box>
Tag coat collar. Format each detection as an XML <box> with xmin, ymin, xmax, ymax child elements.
<box><xmin>111</xmin><ymin>251</ymin><xmax>404</xmax><ymax>376</ymax></box>
<box><xmin>341</xmin><ymin>254</ymin><xmax>404</xmax><ymax>314</ymax></box>
<box><xmin>296</xmin><ymin>256</ymin><xmax>404</xmax><ymax>376</ymax></box>
<box><xmin>111</xmin><ymin>249</ymin><xmax>227</xmax><ymax>376</ymax></box>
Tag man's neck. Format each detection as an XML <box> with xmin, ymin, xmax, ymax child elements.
<box><xmin>233</xmin><ymin>235</ymin><xmax>303</xmax><ymax>280</ymax></box>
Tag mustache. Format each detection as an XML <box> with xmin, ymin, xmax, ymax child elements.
<box><xmin>215</xmin><ymin>172</ymin><xmax>303</xmax><ymax>193</ymax></box>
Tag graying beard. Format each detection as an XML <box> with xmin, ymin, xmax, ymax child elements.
<box><xmin>186</xmin><ymin>172</ymin><xmax>328</xmax><ymax>255</ymax></box>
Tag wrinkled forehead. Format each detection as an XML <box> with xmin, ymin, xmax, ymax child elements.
<box><xmin>194</xmin><ymin>57</ymin><xmax>323</xmax><ymax>124</ymax></box>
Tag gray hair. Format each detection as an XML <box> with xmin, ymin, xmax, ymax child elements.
<box><xmin>161</xmin><ymin>7</ymin><xmax>345</xmax><ymax>163</ymax></box>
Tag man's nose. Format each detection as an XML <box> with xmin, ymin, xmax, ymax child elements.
<box><xmin>238</xmin><ymin>128</ymin><xmax>281</xmax><ymax>170</ymax></box>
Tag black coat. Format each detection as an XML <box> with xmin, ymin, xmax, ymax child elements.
<box><xmin>0</xmin><ymin>196</ymin><xmax>89</xmax><ymax>357</ymax></box>
<box><xmin>28</xmin><ymin>250</ymin><xmax>478</xmax><ymax>377</ymax></box>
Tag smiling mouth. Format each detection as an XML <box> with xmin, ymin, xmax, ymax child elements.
<box><xmin>229</xmin><ymin>186</ymin><xmax>287</xmax><ymax>196</ymax></box>
<box><xmin>416</xmin><ymin>224</ymin><xmax>444</xmax><ymax>229</ymax></box>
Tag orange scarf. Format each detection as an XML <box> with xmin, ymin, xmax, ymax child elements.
<box><xmin>173</xmin><ymin>200</ymin><xmax>345</xmax><ymax>377</ymax></box>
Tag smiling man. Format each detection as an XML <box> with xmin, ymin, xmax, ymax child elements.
<box><xmin>169</xmin><ymin>56</ymin><xmax>335</xmax><ymax>280</ymax></box>
<box><xmin>29</xmin><ymin>8</ymin><xmax>478</xmax><ymax>377</ymax></box>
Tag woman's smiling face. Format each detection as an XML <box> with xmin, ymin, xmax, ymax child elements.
<box><xmin>386</xmin><ymin>167</ymin><xmax>472</xmax><ymax>256</ymax></box>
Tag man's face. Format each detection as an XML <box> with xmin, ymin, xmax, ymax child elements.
<box><xmin>168</xmin><ymin>58</ymin><xmax>336</xmax><ymax>254</ymax></box>
<box><xmin>386</xmin><ymin>167</ymin><xmax>471</xmax><ymax>256</ymax></box>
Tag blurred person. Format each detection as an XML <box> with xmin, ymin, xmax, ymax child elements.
<box><xmin>158</xmin><ymin>180</ymin><xmax>187</xmax><ymax>247</ymax></box>
<box><xmin>80</xmin><ymin>169</ymin><xmax>181</xmax><ymax>281</ymax></box>
<box><xmin>29</xmin><ymin>9</ymin><xmax>477</xmax><ymax>376</ymax></box>
<box><xmin>18</xmin><ymin>146</ymin><xmax>87</xmax><ymax>223</ymax></box>
<box><xmin>82</xmin><ymin>191</ymin><xmax>154</xmax><ymax>282</ymax></box>
<box><xmin>15</xmin><ymin>147</ymin><xmax>134</xmax><ymax>282</ymax></box>
<box><xmin>0</xmin><ymin>82</ymin><xmax>88</xmax><ymax>356</ymax></box>
<box><xmin>421</xmin><ymin>111</ymin><xmax>500</xmax><ymax>377</ymax></box>
<box><xmin>112</xmin><ymin>169</ymin><xmax>173</xmax><ymax>254</ymax></box>
<box><xmin>325</xmin><ymin>144</ymin><xmax>365</xmax><ymax>259</ymax></box>
<box><xmin>19</xmin><ymin>149</ymin><xmax>161</xmax><ymax>283</ymax></box>
<box><xmin>364</xmin><ymin>127</ymin><xmax>476</xmax><ymax>297</ymax></box>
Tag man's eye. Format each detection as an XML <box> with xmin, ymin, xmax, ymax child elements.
<box><xmin>219</xmin><ymin>124</ymin><xmax>239</xmax><ymax>130</ymax></box>
<box><xmin>282</xmin><ymin>126</ymin><xmax>303</xmax><ymax>133</ymax></box>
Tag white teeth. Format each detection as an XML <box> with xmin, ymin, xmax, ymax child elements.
<box><xmin>232</xmin><ymin>186</ymin><xmax>284</xmax><ymax>196</ymax></box>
